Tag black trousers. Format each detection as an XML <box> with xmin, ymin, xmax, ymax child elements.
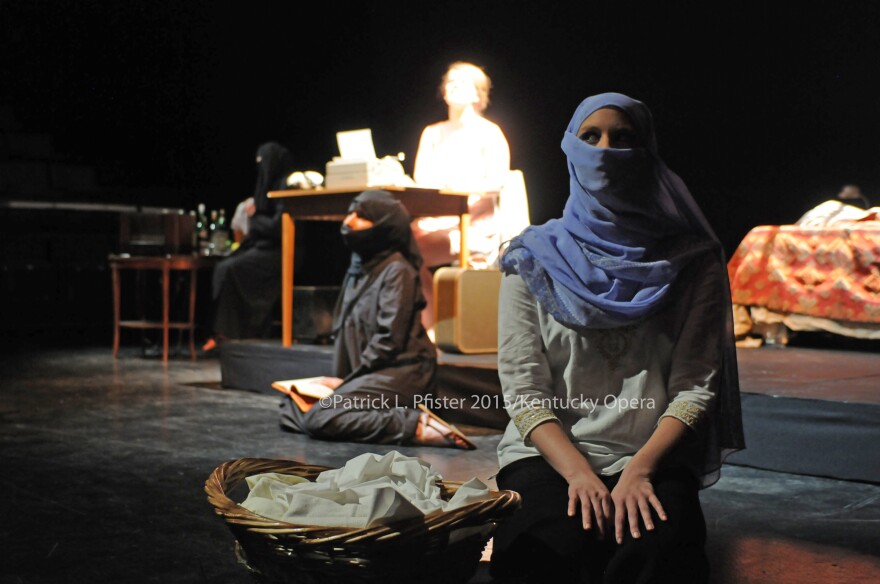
<box><xmin>490</xmin><ymin>456</ymin><xmax>709</xmax><ymax>584</ymax></box>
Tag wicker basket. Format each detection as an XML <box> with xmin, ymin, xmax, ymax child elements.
<box><xmin>205</xmin><ymin>457</ymin><xmax>521</xmax><ymax>584</ymax></box>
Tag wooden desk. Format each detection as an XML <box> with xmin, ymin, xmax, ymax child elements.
<box><xmin>109</xmin><ymin>254</ymin><xmax>216</xmax><ymax>361</ymax></box>
<box><xmin>268</xmin><ymin>185</ymin><xmax>471</xmax><ymax>347</ymax></box>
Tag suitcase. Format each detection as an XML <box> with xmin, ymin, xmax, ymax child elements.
<box><xmin>433</xmin><ymin>267</ymin><xmax>502</xmax><ymax>354</ymax></box>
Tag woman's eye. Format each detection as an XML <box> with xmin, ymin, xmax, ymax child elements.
<box><xmin>579</xmin><ymin>131</ymin><xmax>600</xmax><ymax>145</ymax></box>
<box><xmin>613</xmin><ymin>131</ymin><xmax>638</xmax><ymax>148</ymax></box>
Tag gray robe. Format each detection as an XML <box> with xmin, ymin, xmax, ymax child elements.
<box><xmin>280</xmin><ymin>252</ymin><xmax>436</xmax><ymax>444</ymax></box>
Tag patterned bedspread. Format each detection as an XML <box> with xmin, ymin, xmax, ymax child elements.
<box><xmin>727</xmin><ymin>223</ymin><xmax>880</xmax><ymax>323</ymax></box>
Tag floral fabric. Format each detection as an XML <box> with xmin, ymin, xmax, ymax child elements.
<box><xmin>728</xmin><ymin>223</ymin><xmax>880</xmax><ymax>323</ymax></box>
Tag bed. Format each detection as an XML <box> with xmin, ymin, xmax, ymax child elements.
<box><xmin>727</xmin><ymin>217</ymin><xmax>880</xmax><ymax>342</ymax></box>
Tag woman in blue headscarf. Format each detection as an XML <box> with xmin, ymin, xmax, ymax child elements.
<box><xmin>490</xmin><ymin>94</ymin><xmax>744</xmax><ymax>583</ymax></box>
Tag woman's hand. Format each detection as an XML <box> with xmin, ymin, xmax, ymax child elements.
<box><xmin>610</xmin><ymin>464</ymin><xmax>667</xmax><ymax>544</ymax></box>
<box><xmin>528</xmin><ymin>421</ymin><xmax>612</xmax><ymax>538</ymax></box>
<box><xmin>567</xmin><ymin>469</ymin><xmax>612</xmax><ymax>539</ymax></box>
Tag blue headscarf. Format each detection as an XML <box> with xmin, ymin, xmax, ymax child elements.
<box><xmin>502</xmin><ymin>93</ymin><xmax>744</xmax><ymax>485</ymax></box>
<box><xmin>502</xmin><ymin>93</ymin><xmax>715</xmax><ymax>329</ymax></box>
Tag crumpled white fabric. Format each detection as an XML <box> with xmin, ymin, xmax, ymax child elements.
<box><xmin>796</xmin><ymin>200</ymin><xmax>879</xmax><ymax>227</ymax></box>
<box><xmin>240</xmin><ymin>451</ymin><xmax>491</xmax><ymax>529</ymax></box>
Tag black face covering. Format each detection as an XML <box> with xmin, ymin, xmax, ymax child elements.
<box><xmin>340</xmin><ymin>190</ymin><xmax>423</xmax><ymax>275</ymax></box>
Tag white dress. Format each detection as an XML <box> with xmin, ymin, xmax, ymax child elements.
<box><xmin>412</xmin><ymin>116</ymin><xmax>511</xmax><ymax>268</ymax></box>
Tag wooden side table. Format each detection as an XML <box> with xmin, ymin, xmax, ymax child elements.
<box><xmin>109</xmin><ymin>254</ymin><xmax>216</xmax><ymax>361</ymax></box>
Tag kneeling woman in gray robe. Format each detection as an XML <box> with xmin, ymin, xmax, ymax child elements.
<box><xmin>279</xmin><ymin>190</ymin><xmax>473</xmax><ymax>448</ymax></box>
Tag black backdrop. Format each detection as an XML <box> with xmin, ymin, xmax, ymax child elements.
<box><xmin>3</xmin><ymin>1</ymin><xmax>879</xmax><ymax>262</ymax></box>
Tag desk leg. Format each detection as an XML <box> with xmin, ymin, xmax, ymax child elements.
<box><xmin>112</xmin><ymin>264</ymin><xmax>120</xmax><ymax>358</ymax></box>
<box><xmin>162</xmin><ymin>263</ymin><xmax>170</xmax><ymax>362</ymax></box>
<box><xmin>188</xmin><ymin>268</ymin><xmax>197</xmax><ymax>360</ymax></box>
<box><xmin>459</xmin><ymin>213</ymin><xmax>471</xmax><ymax>269</ymax></box>
<box><xmin>282</xmin><ymin>213</ymin><xmax>295</xmax><ymax>348</ymax></box>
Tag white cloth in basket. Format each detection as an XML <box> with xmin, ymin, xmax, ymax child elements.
<box><xmin>240</xmin><ymin>451</ymin><xmax>491</xmax><ymax>529</ymax></box>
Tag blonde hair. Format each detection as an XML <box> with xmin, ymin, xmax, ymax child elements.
<box><xmin>440</xmin><ymin>61</ymin><xmax>492</xmax><ymax>113</ymax></box>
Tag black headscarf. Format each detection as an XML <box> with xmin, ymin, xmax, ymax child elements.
<box><xmin>340</xmin><ymin>190</ymin><xmax>423</xmax><ymax>275</ymax></box>
<box><xmin>333</xmin><ymin>190</ymin><xmax>425</xmax><ymax>332</ymax></box>
<box><xmin>253</xmin><ymin>142</ymin><xmax>296</xmax><ymax>215</ymax></box>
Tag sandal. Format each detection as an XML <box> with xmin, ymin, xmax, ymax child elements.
<box><xmin>415</xmin><ymin>404</ymin><xmax>477</xmax><ymax>450</ymax></box>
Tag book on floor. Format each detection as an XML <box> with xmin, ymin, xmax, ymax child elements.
<box><xmin>271</xmin><ymin>377</ymin><xmax>335</xmax><ymax>412</ymax></box>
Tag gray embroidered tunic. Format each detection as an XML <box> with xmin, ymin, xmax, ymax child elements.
<box><xmin>496</xmin><ymin>252</ymin><xmax>722</xmax><ymax>478</ymax></box>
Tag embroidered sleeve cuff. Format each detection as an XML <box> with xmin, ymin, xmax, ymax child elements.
<box><xmin>660</xmin><ymin>400</ymin><xmax>704</xmax><ymax>430</ymax></box>
<box><xmin>513</xmin><ymin>407</ymin><xmax>558</xmax><ymax>445</ymax></box>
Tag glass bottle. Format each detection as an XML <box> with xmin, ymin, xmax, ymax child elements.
<box><xmin>196</xmin><ymin>204</ymin><xmax>209</xmax><ymax>255</ymax></box>
<box><xmin>189</xmin><ymin>210</ymin><xmax>198</xmax><ymax>251</ymax></box>
<box><xmin>216</xmin><ymin>208</ymin><xmax>230</xmax><ymax>252</ymax></box>
<box><xmin>208</xmin><ymin>210</ymin><xmax>218</xmax><ymax>254</ymax></box>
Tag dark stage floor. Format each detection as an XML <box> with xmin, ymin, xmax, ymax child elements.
<box><xmin>1</xmin><ymin>346</ymin><xmax>878</xmax><ymax>583</ymax></box>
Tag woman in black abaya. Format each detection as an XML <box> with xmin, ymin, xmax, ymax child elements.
<box><xmin>206</xmin><ymin>142</ymin><xmax>296</xmax><ymax>347</ymax></box>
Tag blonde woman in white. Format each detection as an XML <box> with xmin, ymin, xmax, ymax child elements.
<box><xmin>413</xmin><ymin>61</ymin><xmax>528</xmax><ymax>334</ymax></box>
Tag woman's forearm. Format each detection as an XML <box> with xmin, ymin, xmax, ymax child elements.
<box><xmin>627</xmin><ymin>416</ymin><xmax>689</xmax><ymax>475</ymax></box>
<box><xmin>530</xmin><ymin>418</ymin><xmax>614</xmax><ymax>534</ymax></box>
<box><xmin>610</xmin><ymin>416</ymin><xmax>690</xmax><ymax>541</ymax></box>
<box><xmin>529</xmin><ymin>421</ymin><xmax>596</xmax><ymax>481</ymax></box>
